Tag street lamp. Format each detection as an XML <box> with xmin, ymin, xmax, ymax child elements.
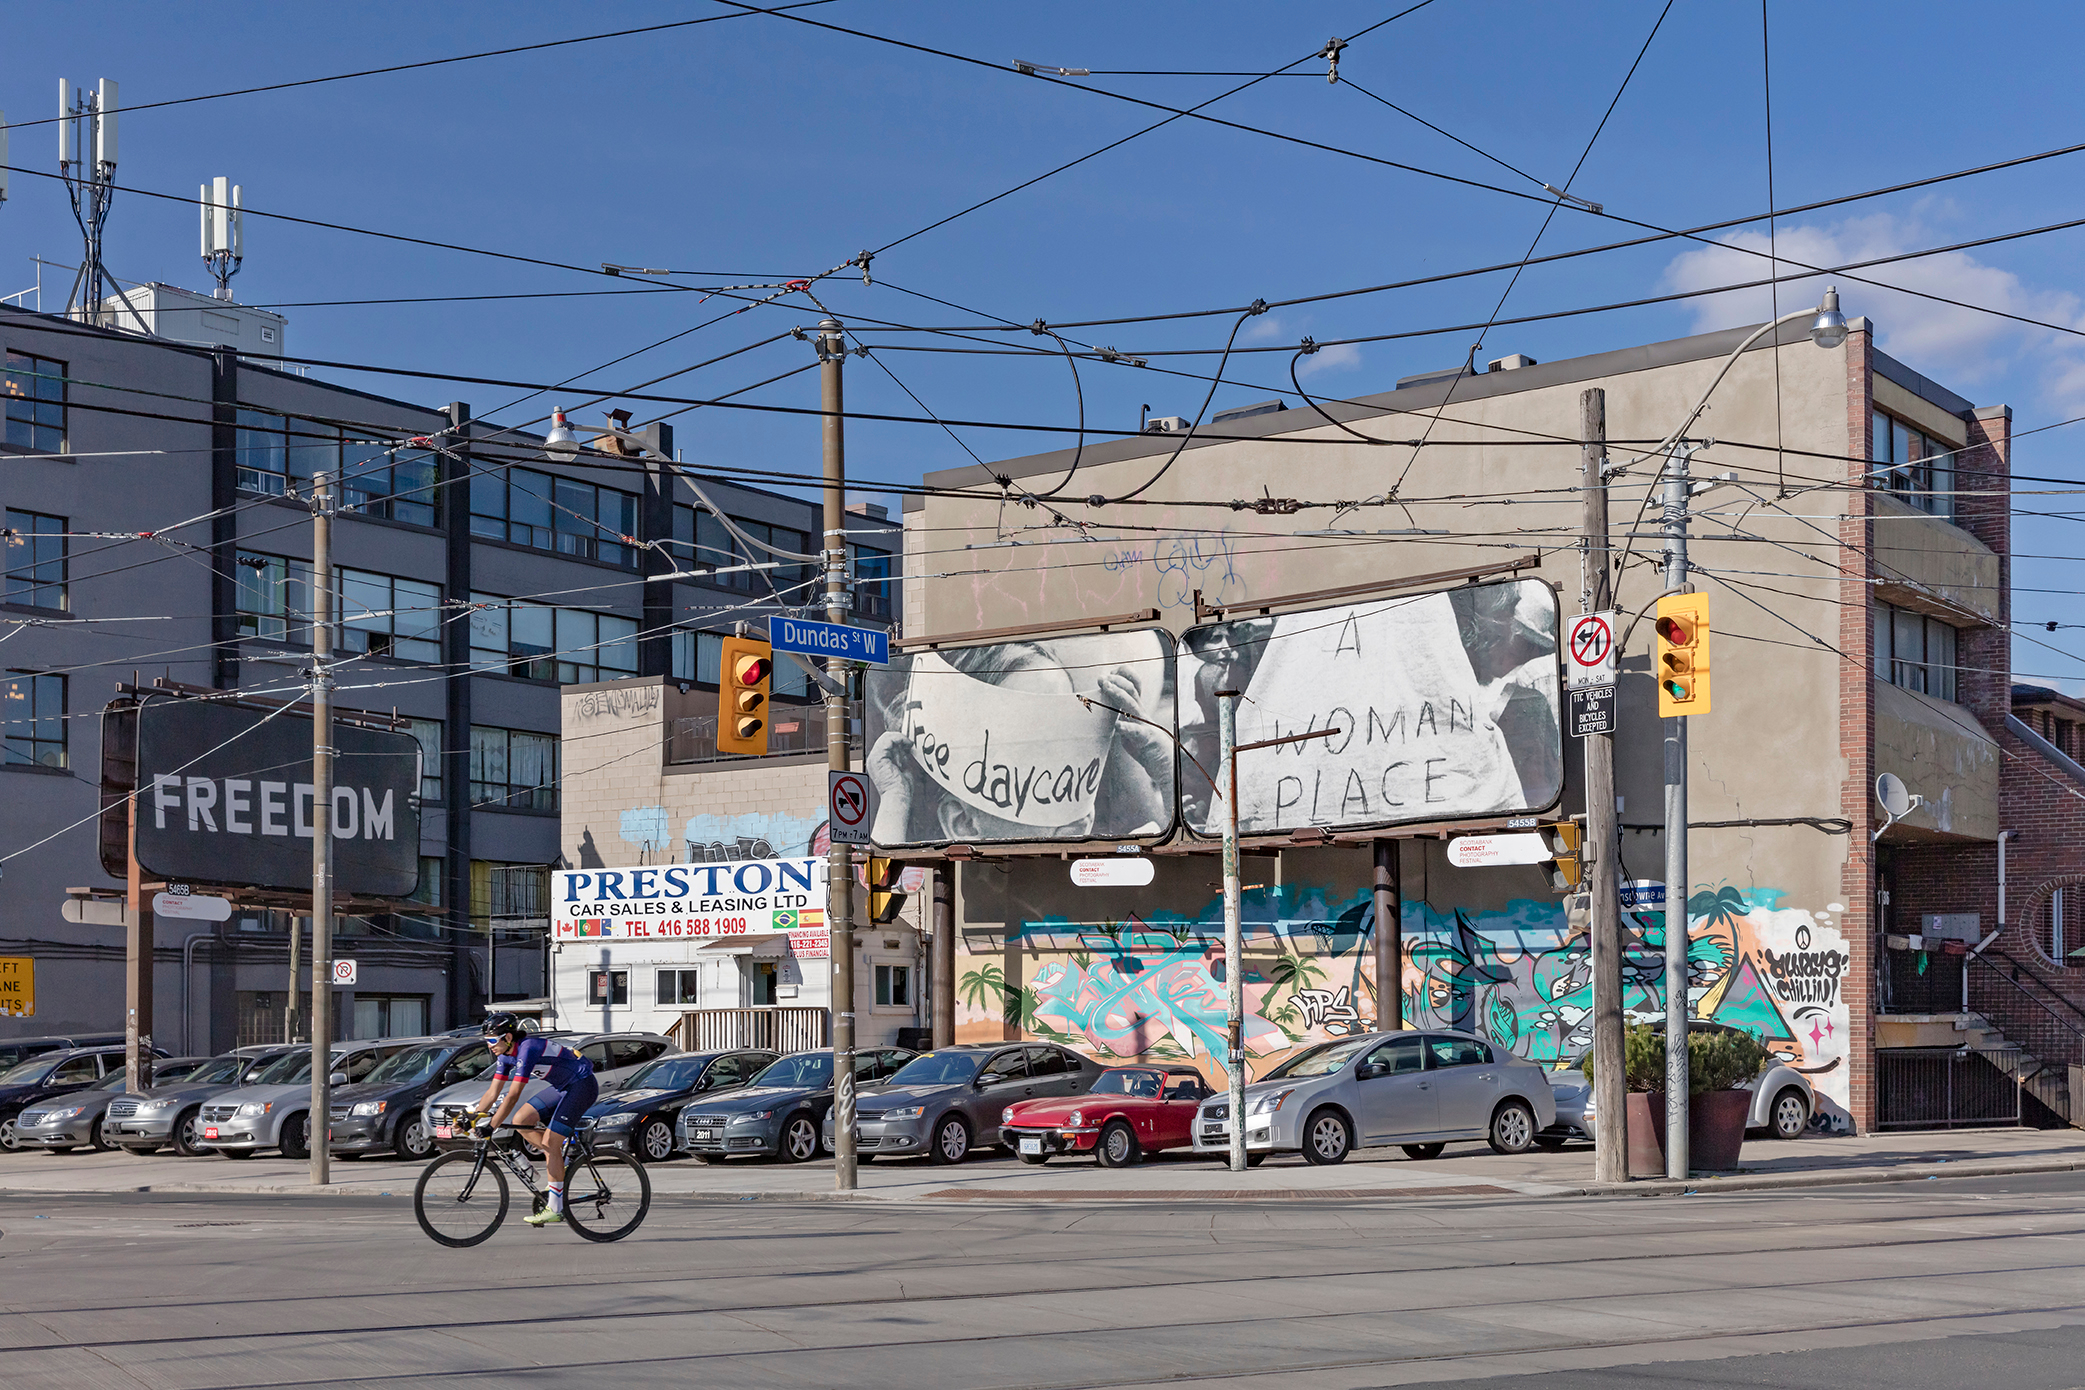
<box><xmin>542</xmin><ymin>408</ymin><xmax>580</xmax><ymax>465</ymax></box>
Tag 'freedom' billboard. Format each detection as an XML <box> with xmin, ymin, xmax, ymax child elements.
<box><xmin>133</xmin><ymin>697</ymin><xmax>422</xmax><ymax>898</ymax></box>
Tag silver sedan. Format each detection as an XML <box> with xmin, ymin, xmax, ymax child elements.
<box><xmin>1192</xmin><ymin>1030</ymin><xmax>1557</xmax><ymax>1165</ymax></box>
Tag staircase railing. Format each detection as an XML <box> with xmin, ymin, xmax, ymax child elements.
<box><xmin>1966</xmin><ymin>951</ymin><xmax>2085</xmax><ymax>1076</ymax></box>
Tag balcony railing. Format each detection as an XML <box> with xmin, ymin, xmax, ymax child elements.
<box><xmin>668</xmin><ymin>1006</ymin><xmax>829</xmax><ymax>1053</ymax></box>
<box><xmin>665</xmin><ymin>705</ymin><xmax>859</xmax><ymax>766</ymax></box>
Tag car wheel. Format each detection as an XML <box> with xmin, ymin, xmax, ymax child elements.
<box><xmin>170</xmin><ymin>1108</ymin><xmax>206</xmax><ymax>1158</ymax></box>
<box><xmin>0</xmin><ymin>1115</ymin><xmax>17</xmax><ymax>1152</ymax></box>
<box><xmin>636</xmin><ymin>1117</ymin><xmax>677</xmax><ymax>1164</ymax></box>
<box><xmin>393</xmin><ymin>1116</ymin><xmax>436</xmax><ymax>1162</ymax></box>
<box><xmin>928</xmin><ymin>1114</ymin><xmax>971</xmax><ymax>1165</ymax></box>
<box><xmin>1096</xmin><ymin>1120</ymin><xmax>1141</xmax><ymax>1169</ymax></box>
<box><xmin>1770</xmin><ymin>1087</ymin><xmax>1809</xmax><ymax>1140</ymax></box>
<box><xmin>279</xmin><ymin>1112</ymin><xmax>310</xmax><ymax>1161</ymax></box>
<box><xmin>779</xmin><ymin>1114</ymin><xmax>820</xmax><ymax>1164</ymax></box>
<box><xmin>1533</xmin><ymin>1135</ymin><xmax>1570</xmax><ymax>1152</ymax></box>
<box><xmin>1401</xmin><ymin>1142</ymin><xmax>1446</xmax><ymax>1161</ymax></box>
<box><xmin>88</xmin><ymin>1117</ymin><xmax>114</xmax><ymax>1153</ymax></box>
<box><xmin>1301</xmin><ymin>1109</ymin><xmax>1352</xmax><ymax>1166</ymax></box>
<box><xmin>1488</xmin><ymin>1099</ymin><xmax>1537</xmax><ymax>1155</ymax></box>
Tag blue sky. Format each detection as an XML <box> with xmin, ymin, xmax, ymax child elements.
<box><xmin>4</xmin><ymin>1</ymin><xmax>2079</xmax><ymax>681</ymax></box>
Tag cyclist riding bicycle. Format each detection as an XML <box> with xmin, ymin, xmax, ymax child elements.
<box><xmin>467</xmin><ymin>1013</ymin><xmax>597</xmax><ymax>1227</ymax></box>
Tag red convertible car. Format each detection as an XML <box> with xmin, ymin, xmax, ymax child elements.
<box><xmin>1001</xmin><ymin>1064</ymin><xmax>1212</xmax><ymax>1167</ymax></box>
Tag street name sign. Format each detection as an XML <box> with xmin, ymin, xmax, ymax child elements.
<box><xmin>769</xmin><ymin>615</ymin><xmax>888</xmax><ymax>665</ymax></box>
<box><xmin>1447</xmin><ymin>832</ymin><xmax>1552</xmax><ymax>868</ymax></box>
<box><xmin>1619</xmin><ymin>880</ymin><xmax>1667</xmax><ymax>909</ymax></box>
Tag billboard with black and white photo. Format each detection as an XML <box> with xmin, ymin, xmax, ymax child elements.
<box><xmin>1177</xmin><ymin>577</ymin><xmax>1562</xmax><ymax>836</ymax></box>
<box><xmin>862</xmin><ymin>629</ymin><xmax>1177</xmax><ymax>848</ymax></box>
<box><xmin>132</xmin><ymin>698</ymin><xmax>422</xmax><ymax>898</ymax></box>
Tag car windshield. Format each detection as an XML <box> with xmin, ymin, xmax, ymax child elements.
<box><xmin>888</xmin><ymin>1052</ymin><xmax>982</xmax><ymax>1086</ymax></box>
<box><xmin>184</xmin><ymin>1057</ymin><xmax>246</xmax><ymax>1086</ymax></box>
<box><xmin>1261</xmin><ymin>1037</ymin><xmax>1377</xmax><ymax>1080</ymax></box>
<box><xmin>365</xmin><ymin>1048</ymin><xmax>447</xmax><ymax>1085</ymax></box>
<box><xmin>1091</xmin><ymin>1069</ymin><xmax>1163</xmax><ymax>1098</ymax></box>
<box><xmin>251</xmin><ymin>1051</ymin><xmax>326</xmax><ymax>1086</ymax></box>
<box><xmin>752</xmin><ymin>1054</ymin><xmax>833</xmax><ymax>1090</ymax></box>
<box><xmin>0</xmin><ymin>1057</ymin><xmax>54</xmax><ymax>1085</ymax></box>
<box><xmin>622</xmin><ymin>1057</ymin><xmax>706</xmax><ymax>1091</ymax></box>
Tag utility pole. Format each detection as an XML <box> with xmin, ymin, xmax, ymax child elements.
<box><xmin>1581</xmin><ymin>388</ymin><xmax>1626</xmax><ymax>1184</ymax></box>
<box><xmin>1372</xmin><ymin>841</ymin><xmax>1401</xmax><ymax>1031</ymax></box>
<box><xmin>1660</xmin><ymin>443</ymin><xmax>1697</xmax><ymax>1180</ymax></box>
<box><xmin>123</xmin><ymin>762</ymin><xmax>154</xmax><ymax>1096</ymax></box>
<box><xmin>309</xmin><ymin>467</ymin><xmax>336</xmax><ymax>1187</ymax></box>
<box><xmin>819</xmin><ymin>319</ymin><xmax>859</xmax><ymax>1193</ymax></box>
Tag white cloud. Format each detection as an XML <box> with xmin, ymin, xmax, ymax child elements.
<box><xmin>1241</xmin><ymin>314</ymin><xmax>1290</xmax><ymax>344</ymax></box>
<box><xmin>1295</xmin><ymin>340</ymin><xmax>1362</xmax><ymax>378</ymax></box>
<box><xmin>1661</xmin><ymin>209</ymin><xmax>2085</xmax><ymax>409</ymax></box>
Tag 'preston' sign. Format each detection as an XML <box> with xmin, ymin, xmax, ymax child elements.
<box><xmin>552</xmin><ymin>856</ymin><xmax>828</xmax><ymax>942</ymax></box>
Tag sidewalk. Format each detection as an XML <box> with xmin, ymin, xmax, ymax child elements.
<box><xmin>4</xmin><ymin>1126</ymin><xmax>2082</xmax><ymax>1202</ymax></box>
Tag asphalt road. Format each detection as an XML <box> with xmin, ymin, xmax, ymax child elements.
<box><xmin>3</xmin><ymin>1172</ymin><xmax>2083</xmax><ymax>1389</ymax></box>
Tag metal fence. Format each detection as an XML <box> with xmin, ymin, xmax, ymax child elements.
<box><xmin>1876</xmin><ymin>1047</ymin><xmax>2023</xmax><ymax>1129</ymax></box>
<box><xmin>669</xmin><ymin>1006</ymin><xmax>830</xmax><ymax>1053</ymax></box>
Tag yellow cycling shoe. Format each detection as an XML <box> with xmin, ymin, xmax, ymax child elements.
<box><xmin>523</xmin><ymin>1206</ymin><xmax>565</xmax><ymax>1227</ymax></box>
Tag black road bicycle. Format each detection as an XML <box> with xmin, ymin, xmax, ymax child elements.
<box><xmin>414</xmin><ymin>1118</ymin><xmax>651</xmax><ymax>1247</ymax></box>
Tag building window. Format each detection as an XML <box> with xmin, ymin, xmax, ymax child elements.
<box><xmin>1873</xmin><ymin>602</ymin><xmax>1960</xmax><ymax>702</ymax></box>
<box><xmin>875</xmin><ymin>964</ymin><xmax>911</xmax><ymax>1008</ymax></box>
<box><xmin>351</xmin><ymin>995</ymin><xmax>430</xmax><ymax>1039</ymax></box>
<box><xmin>852</xmin><ymin>544</ymin><xmax>894</xmax><ymax>619</ymax></box>
<box><xmin>470</xmin><ymin>466</ymin><xmax>639</xmax><ymax>569</ymax></box>
<box><xmin>4</xmin><ymin>352</ymin><xmax>67</xmax><ymax>453</ymax></box>
<box><xmin>2047</xmin><ymin>888</ymin><xmax>2079</xmax><ymax>966</ymax></box>
<box><xmin>3</xmin><ymin>671</ymin><xmax>66</xmax><ymax>768</ymax></box>
<box><xmin>469</xmin><ymin>726</ymin><xmax>559</xmax><ymax>811</ymax></box>
<box><xmin>473</xmin><ymin>862</ymin><xmax>549</xmax><ymax>923</ymax></box>
<box><xmin>342</xmin><ymin>439</ymin><xmax>439</xmax><ymax>527</ymax></box>
<box><xmin>1871</xmin><ymin>409</ymin><xmax>1956</xmax><ymax>520</ymax></box>
<box><xmin>340</xmin><ymin>569</ymin><xmax>443</xmax><ymax>662</ymax></box>
<box><xmin>657</xmin><ymin>969</ymin><xmax>701</xmax><ymax>1005</ymax></box>
<box><xmin>668</xmin><ymin>503</ymin><xmax>810</xmax><ymax>594</ymax></box>
<box><xmin>235</xmin><ymin>411</ymin><xmax>338</xmax><ymax>497</ymax></box>
<box><xmin>467</xmin><ymin>593</ymin><xmax>638</xmax><ymax>684</ymax></box>
<box><xmin>4</xmin><ymin>510</ymin><xmax>67</xmax><ymax>610</ymax></box>
<box><xmin>588</xmin><ymin>970</ymin><xmax>629</xmax><ymax>1007</ymax></box>
<box><xmin>409</xmin><ymin>718</ymin><xmax>443</xmax><ymax>802</ymax></box>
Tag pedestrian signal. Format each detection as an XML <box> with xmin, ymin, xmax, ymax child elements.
<box><xmin>716</xmin><ymin>636</ymin><xmax>773</xmax><ymax>755</ymax></box>
<box><xmin>1654</xmin><ymin>593</ymin><xmax>1711</xmax><ymax>716</ymax></box>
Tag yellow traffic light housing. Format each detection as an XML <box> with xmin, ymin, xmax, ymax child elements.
<box><xmin>1543</xmin><ymin>820</ymin><xmax>1584</xmax><ymax>894</ymax></box>
<box><xmin>865</xmin><ymin>856</ymin><xmax>908</xmax><ymax>924</ymax></box>
<box><xmin>716</xmin><ymin>636</ymin><xmax>773</xmax><ymax>755</ymax></box>
<box><xmin>1654</xmin><ymin>593</ymin><xmax>1712</xmax><ymax>716</ymax></box>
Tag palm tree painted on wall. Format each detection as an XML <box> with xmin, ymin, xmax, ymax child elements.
<box><xmin>959</xmin><ymin>965</ymin><xmax>1007</xmax><ymax>1020</ymax></box>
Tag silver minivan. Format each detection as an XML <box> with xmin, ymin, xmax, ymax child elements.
<box><xmin>1192</xmin><ymin>1030</ymin><xmax>1557</xmax><ymax>1165</ymax></box>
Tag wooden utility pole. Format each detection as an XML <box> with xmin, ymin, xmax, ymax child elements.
<box><xmin>1581</xmin><ymin>387</ymin><xmax>1627</xmax><ymax>1184</ymax></box>
<box><xmin>124</xmin><ymin>788</ymin><xmax>154</xmax><ymax>1095</ymax></box>
<box><xmin>820</xmin><ymin>320</ymin><xmax>858</xmax><ymax>1192</ymax></box>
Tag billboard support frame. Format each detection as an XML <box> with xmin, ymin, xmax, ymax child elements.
<box><xmin>1191</xmin><ymin>553</ymin><xmax>1543</xmax><ymax>623</ymax></box>
<box><xmin>894</xmin><ymin>607</ymin><xmax>1162</xmax><ymax>652</ymax></box>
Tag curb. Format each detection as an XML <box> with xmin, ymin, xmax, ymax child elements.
<box><xmin>1559</xmin><ymin>1155</ymin><xmax>2085</xmax><ymax>1198</ymax></box>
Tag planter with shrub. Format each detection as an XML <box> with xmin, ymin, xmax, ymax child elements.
<box><xmin>1585</xmin><ymin>1023</ymin><xmax>1767</xmax><ymax>1176</ymax></box>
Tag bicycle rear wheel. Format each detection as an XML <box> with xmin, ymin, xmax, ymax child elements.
<box><xmin>414</xmin><ymin>1150</ymin><xmax>510</xmax><ymax>1247</ymax></box>
<box><xmin>563</xmin><ymin>1149</ymin><xmax>651</xmax><ymax>1242</ymax></box>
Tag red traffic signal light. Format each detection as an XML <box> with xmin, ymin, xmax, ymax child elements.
<box><xmin>716</xmin><ymin>636</ymin><xmax>773</xmax><ymax>755</ymax></box>
<box><xmin>1654</xmin><ymin>595</ymin><xmax>1711</xmax><ymax>715</ymax></box>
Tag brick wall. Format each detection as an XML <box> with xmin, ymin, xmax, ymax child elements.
<box><xmin>1840</xmin><ymin>326</ymin><xmax>1879</xmax><ymax>1131</ymax></box>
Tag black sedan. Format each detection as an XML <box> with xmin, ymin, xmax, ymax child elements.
<box><xmin>681</xmin><ymin>1048</ymin><xmax>916</xmax><ymax>1164</ymax></box>
<box><xmin>327</xmin><ymin>1039</ymin><xmax>493</xmax><ymax>1161</ymax></box>
<box><xmin>582</xmin><ymin>1049</ymin><xmax>777</xmax><ymax>1162</ymax></box>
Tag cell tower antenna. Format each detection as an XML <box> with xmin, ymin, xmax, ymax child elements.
<box><xmin>201</xmin><ymin>177</ymin><xmax>244</xmax><ymax>300</ymax></box>
<box><xmin>59</xmin><ymin>77</ymin><xmax>144</xmax><ymax>326</ymax></box>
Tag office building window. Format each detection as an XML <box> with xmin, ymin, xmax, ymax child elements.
<box><xmin>4</xmin><ymin>510</ymin><xmax>68</xmax><ymax>610</ymax></box>
<box><xmin>469</xmin><ymin>726</ymin><xmax>559</xmax><ymax>811</ymax></box>
<box><xmin>668</xmin><ymin>503</ymin><xmax>809</xmax><ymax>594</ymax></box>
<box><xmin>234</xmin><ymin>411</ymin><xmax>337</xmax><ymax>496</ymax></box>
<box><xmin>657</xmin><ymin>969</ymin><xmax>702</xmax><ymax>1005</ymax></box>
<box><xmin>1873</xmin><ymin>602</ymin><xmax>1959</xmax><ymax>702</ymax></box>
<box><xmin>588</xmin><ymin>970</ymin><xmax>629</xmax><ymax>1007</ymax></box>
<box><xmin>853</xmin><ymin>543</ymin><xmax>894</xmax><ymax>619</ymax></box>
<box><xmin>670</xmin><ymin>628</ymin><xmax>808</xmax><ymax>698</ymax></box>
<box><xmin>469</xmin><ymin>465</ymin><xmax>639</xmax><ymax>569</ymax></box>
<box><xmin>237</xmin><ymin>553</ymin><xmax>441</xmax><ymax>662</ymax></box>
<box><xmin>4</xmin><ymin>352</ymin><xmax>67</xmax><ymax>453</ymax></box>
<box><xmin>409</xmin><ymin>719</ymin><xmax>443</xmax><ymax>802</ymax></box>
<box><xmin>3</xmin><ymin>671</ymin><xmax>66</xmax><ymax>768</ymax></box>
<box><xmin>1871</xmin><ymin>410</ymin><xmax>1956</xmax><ymax>520</ymax></box>
<box><xmin>468</xmin><ymin>593</ymin><xmax>637</xmax><ymax>684</ymax></box>
<box><xmin>875</xmin><ymin>964</ymin><xmax>911</xmax><ymax>1007</ymax></box>
<box><xmin>342</xmin><ymin>439</ymin><xmax>439</xmax><ymax>527</ymax></box>
<box><xmin>351</xmin><ymin>995</ymin><xmax>429</xmax><ymax>1039</ymax></box>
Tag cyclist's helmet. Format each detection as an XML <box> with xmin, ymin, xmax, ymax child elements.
<box><xmin>481</xmin><ymin>1011</ymin><xmax>524</xmax><ymax>1043</ymax></box>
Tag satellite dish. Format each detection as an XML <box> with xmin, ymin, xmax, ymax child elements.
<box><xmin>1873</xmin><ymin>773</ymin><xmax>1925</xmax><ymax>841</ymax></box>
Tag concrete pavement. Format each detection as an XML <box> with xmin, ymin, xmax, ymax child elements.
<box><xmin>4</xmin><ymin>1124</ymin><xmax>2081</xmax><ymax>1201</ymax></box>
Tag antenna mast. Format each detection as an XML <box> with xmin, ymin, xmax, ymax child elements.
<box><xmin>59</xmin><ymin>78</ymin><xmax>141</xmax><ymax>325</ymax></box>
<box><xmin>200</xmin><ymin>176</ymin><xmax>244</xmax><ymax>300</ymax></box>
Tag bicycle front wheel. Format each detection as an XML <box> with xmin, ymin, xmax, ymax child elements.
<box><xmin>414</xmin><ymin>1150</ymin><xmax>510</xmax><ymax>1247</ymax></box>
<box><xmin>564</xmin><ymin>1149</ymin><xmax>651</xmax><ymax>1243</ymax></box>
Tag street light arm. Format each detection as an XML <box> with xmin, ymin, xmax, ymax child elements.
<box><xmin>1653</xmin><ymin>304</ymin><xmax>1823</xmax><ymax>458</ymax></box>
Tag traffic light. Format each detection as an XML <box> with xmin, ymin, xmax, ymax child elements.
<box><xmin>865</xmin><ymin>857</ymin><xmax>908</xmax><ymax>924</ymax></box>
<box><xmin>1542</xmin><ymin>820</ymin><xmax>1584</xmax><ymax>894</ymax></box>
<box><xmin>715</xmin><ymin>635</ymin><xmax>773</xmax><ymax>755</ymax></box>
<box><xmin>1654</xmin><ymin>593</ymin><xmax>1712</xmax><ymax>716</ymax></box>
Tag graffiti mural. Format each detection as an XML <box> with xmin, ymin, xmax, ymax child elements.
<box><xmin>683</xmin><ymin>811</ymin><xmax>824</xmax><ymax>862</ymax></box>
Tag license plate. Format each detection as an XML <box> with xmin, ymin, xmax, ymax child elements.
<box><xmin>693</xmin><ymin>1129</ymin><xmax>714</xmax><ymax>1141</ymax></box>
<box><xmin>435</xmin><ymin>1125</ymin><xmax>453</xmax><ymax>1139</ymax></box>
<box><xmin>204</xmin><ymin>1126</ymin><xmax>219</xmax><ymax>1140</ymax></box>
<box><xmin>1019</xmin><ymin>1137</ymin><xmax>1041</xmax><ymax>1156</ymax></box>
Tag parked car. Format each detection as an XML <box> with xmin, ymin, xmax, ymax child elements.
<box><xmin>107</xmin><ymin>1046</ymin><xmax>301</xmax><ymax>1156</ymax></box>
<box><xmin>11</xmin><ymin>1056</ymin><xmax>207</xmax><ymax>1153</ymax></box>
<box><xmin>825</xmin><ymin>1043</ymin><xmax>1104</xmax><ymax>1164</ymax></box>
<box><xmin>198</xmin><ymin>1038</ymin><xmax>418</xmax><ymax>1159</ymax></box>
<box><xmin>422</xmin><ymin>1031</ymin><xmax>677</xmax><ymax>1149</ymax></box>
<box><xmin>1553</xmin><ymin>1025</ymin><xmax>1817</xmax><ymax>1144</ymax></box>
<box><xmin>1192</xmin><ymin>1030</ymin><xmax>1558</xmax><ymax>1166</ymax></box>
<box><xmin>0</xmin><ymin>1033</ymin><xmax>126</xmax><ymax>1074</ymax></box>
<box><xmin>583</xmin><ymin>1049</ymin><xmax>777</xmax><ymax>1162</ymax></box>
<box><xmin>1002</xmin><ymin>1064</ymin><xmax>1213</xmax><ymax>1167</ymax></box>
<box><xmin>327</xmin><ymin>1038</ymin><xmax>504</xmax><ymax>1161</ymax></box>
<box><xmin>0</xmin><ymin>1044</ymin><xmax>167</xmax><ymax>1152</ymax></box>
<box><xmin>679</xmin><ymin>1048</ymin><xmax>915</xmax><ymax>1164</ymax></box>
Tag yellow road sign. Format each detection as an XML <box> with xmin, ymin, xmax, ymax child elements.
<box><xmin>0</xmin><ymin>957</ymin><xmax>33</xmax><ymax>1017</ymax></box>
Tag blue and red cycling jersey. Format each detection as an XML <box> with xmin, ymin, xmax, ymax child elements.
<box><xmin>492</xmin><ymin>1036</ymin><xmax>593</xmax><ymax>1089</ymax></box>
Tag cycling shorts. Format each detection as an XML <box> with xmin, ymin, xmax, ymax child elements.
<box><xmin>526</xmin><ymin>1074</ymin><xmax>599</xmax><ymax>1139</ymax></box>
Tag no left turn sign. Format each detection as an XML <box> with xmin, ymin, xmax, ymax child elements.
<box><xmin>1567</xmin><ymin>611</ymin><xmax>1618</xmax><ymax>690</ymax></box>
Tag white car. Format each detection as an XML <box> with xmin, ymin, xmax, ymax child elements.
<box><xmin>196</xmin><ymin>1039</ymin><xmax>420</xmax><ymax>1159</ymax></box>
